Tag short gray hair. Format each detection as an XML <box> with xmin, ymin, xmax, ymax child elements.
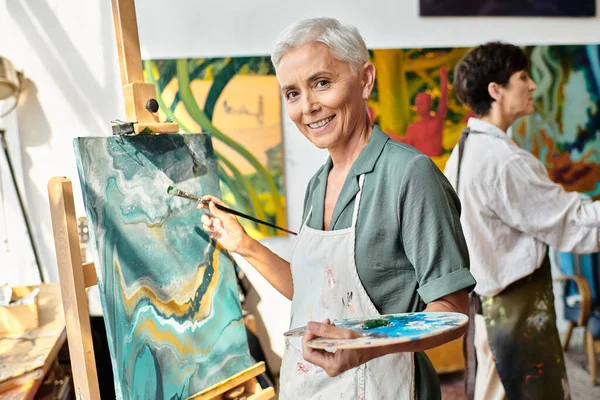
<box><xmin>271</xmin><ymin>18</ymin><xmax>369</xmax><ymax>73</ymax></box>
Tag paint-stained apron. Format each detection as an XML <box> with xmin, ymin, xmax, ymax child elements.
<box><xmin>279</xmin><ymin>175</ymin><xmax>414</xmax><ymax>400</ymax></box>
<box><xmin>479</xmin><ymin>256</ymin><xmax>571</xmax><ymax>399</ymax></box>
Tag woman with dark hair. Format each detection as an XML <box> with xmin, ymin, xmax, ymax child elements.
<box><xmin>445</xmin><ymin>42</ymin><xmax>600</xmax><ymax>400</ymax></box>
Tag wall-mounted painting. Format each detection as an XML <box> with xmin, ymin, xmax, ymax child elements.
<box><xmin>145</xmin><ymin>57</ymin><xmax>286</xmax><ymax>238</ymax></box>
<box><xmin>369</xmin><ymin>44</ymin><xmax>600</xmax><ymax>199</ymax></box>
<box><xmin>420</xmin><ymin>0</ymin><xmax>596</xmax><ymax>17</ymax></box>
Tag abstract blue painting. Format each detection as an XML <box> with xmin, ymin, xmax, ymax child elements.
<box><xmin>74</xmin><ymin>134</ymin><xmax>252</xmax><ymax>399</ymax></box>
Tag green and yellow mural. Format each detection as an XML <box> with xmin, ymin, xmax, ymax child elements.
<box><xmin>144</xmin><ymin>45</ymin><xmax>599</xmax><ymax>238</ymax></box>
<box><xmin>369</xmin><ymin>45</ymin><xmax>600</xmax><ymax>199</ymax></box>
<box><xmin>145</xmin><ymin>57</ymin><xmax>285</xmax><ymax>238</ymax></box>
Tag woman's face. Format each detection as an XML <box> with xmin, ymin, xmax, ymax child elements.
<box><xmin>497</xmin><ymin>70</ymin><xmax>537</xmax><ymax>120</ymax></box>
<box><xmin>277</xmin><ymin>42</ymin><xmax>373</xmax><ymax>150</ymax></box>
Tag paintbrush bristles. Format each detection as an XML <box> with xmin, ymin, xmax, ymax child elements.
<box><xmin>166</xmin><ymin>186</ymin><xmax>201</xmax><ymax>202</ymax></box>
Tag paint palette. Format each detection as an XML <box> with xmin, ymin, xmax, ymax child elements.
<box><xmin>284</xmin><ymin>312</ymin><xmax>468</xmax><ymax>350</ymax></box>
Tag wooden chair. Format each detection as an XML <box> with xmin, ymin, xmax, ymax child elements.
<box><xmin>48</xmin><ymin>176</ymin><xmax>274</xmax><ymax>399</ymax></box>
<box><xmin>554</xmin><ymin>251</ymin><xmax>600</xmax><ymax>386</ymax></box>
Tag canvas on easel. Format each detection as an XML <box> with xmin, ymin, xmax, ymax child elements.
<box><xmin>74</xmin><ymin>133</ymin><xmax>253</xmax><ymax>399</ymax></box>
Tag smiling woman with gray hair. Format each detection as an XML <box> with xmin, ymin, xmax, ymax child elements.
<box><xmin>199</xmin><ymin>17</ymin><xmax>476</xmax><ymax>399</ymax></box>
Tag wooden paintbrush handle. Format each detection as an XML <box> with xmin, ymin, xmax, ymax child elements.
<box><xmin>201</xmin><ymin>200</ymin><xmax>296</xmax><ymax>235</ymax></box>
<box><xmin>214</xmin><ymin>203</ymin><xmax>297</xmax><ymax>235</ymax></box>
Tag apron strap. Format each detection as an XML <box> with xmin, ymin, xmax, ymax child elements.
<box><xmin>456</xmin><ymin>127</ymin><xmax>489</xmax><ymax>193</ymax></box>
<box><xmin>351</xmin><ymin>174</ymin><xmax>366</xmax><ymax>228</ymax></box>
<box><xmin>456</xmin><ymin>127</ymin><xmax>470</xmax><ymax>193</ymax></box>
<box><xmin>301</xmin><ymin>206</ymin><xmax>313</xmax><ymax>233</ymax></box>
<box><xmin>456</xmin><ymin>125</ymin><xmax>480</xmax><ymax>400</ymax></box>
<box><xmin>465</xmin><ymin>293</ymin><xmax>482</xmax><ymax>400</ymax></box>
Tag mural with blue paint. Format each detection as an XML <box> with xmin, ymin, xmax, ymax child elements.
<box><xmin>74</xmin><ymin>134</ymin><xmax>252</xmax><ymax>399</ymax></box>
<box><xmin>513</xmin><ymin>45</ymin><xmax>600</xmax><ymax>200</ymax></box>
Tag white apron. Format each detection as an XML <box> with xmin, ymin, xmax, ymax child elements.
<box><xmin>280</xmin><ymin>174</ymin><xmax>414</xmax><ymax>400</ymax></box>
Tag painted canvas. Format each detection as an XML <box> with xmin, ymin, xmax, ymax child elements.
<box><xmin>74</xmin><ymin>134</ymin><xmax>253</xmax><ymax>399</ymax></box>
<box><xmin>284</xmin><ymin>312</ymin><xmax>468</xmax><ymax>350</ymax></box>
<box><xmin>369</xmin><ymin>45</ymin><xmax>600</xmax><ymax>199</ymax></box>
<box><xmin>145</xmin><ymin>57</ymin><xmax>286</xmax><ymax>239</ymax></box>
<box><xmin>420</xmin><ymin>0</ymin><xmax>596</xmax><ymax>16</ymax></box>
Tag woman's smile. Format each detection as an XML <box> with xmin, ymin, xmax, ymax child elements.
<box><xmin>307</xmin><ymin>115</ymin><xmax>336</xmax><ymax>132</ymax></box>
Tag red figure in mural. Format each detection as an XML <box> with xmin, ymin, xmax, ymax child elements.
<box><xmin>399</xmin><ymin>66</ymin><xmax>448</xmax><ymax>157</ymax></box>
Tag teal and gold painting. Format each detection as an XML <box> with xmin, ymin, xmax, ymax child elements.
<box><xmin>74</xmin><ymin>134</ymin><xmax>252</xmax><ymax>399</ymax></box>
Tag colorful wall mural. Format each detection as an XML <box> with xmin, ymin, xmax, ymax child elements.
<box><xmin>513</xmin><ymin>45</ymin><xmax>600</xmax><ymax>199</ymax></box>
<box><xmin>142</xmin><ymin>46</ymin><xmax>599</xmax><ymax>234</ymax></box>
<box><xmin>369</xmin><ymin>45</ymin><xmax>600</xmax><ymax>199</ymax></box>
<box><xmin>145</xmin><ymin>57</ymin><xmax>286</xmax><ymax>238</ymax></box>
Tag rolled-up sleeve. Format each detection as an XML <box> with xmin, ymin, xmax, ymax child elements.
<box><xmin>399</xmin><ymin>155</ymin><xmax>476</xmax><ymax>304</ymax></box>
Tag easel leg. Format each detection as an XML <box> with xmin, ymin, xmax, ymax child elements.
<box><xmin>0</xmin><ymin>129</ymin><xmax>45</xmax><ymax>282</ymax></box>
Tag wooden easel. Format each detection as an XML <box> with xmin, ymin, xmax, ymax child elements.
<box><xmin>111</xmin><ymin>0</ymin><xmax>179</xmax><ymax>134</ymax></box>
<box><xmin>48</xmin><ymin>177</ymin><xmax>101</xmax><ymax>399</ymax></box>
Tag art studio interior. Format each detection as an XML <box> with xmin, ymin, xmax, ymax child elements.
<box><xmin>1</xmin><ymin>1</ymin><xmax>600</xmax><ymax>399</ymax></box>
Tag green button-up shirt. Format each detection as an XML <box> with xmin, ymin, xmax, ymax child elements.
<box><xmin>301</xmin><ymin>125</ymin><xmax>476</xmax><ymax>399</ymax></box>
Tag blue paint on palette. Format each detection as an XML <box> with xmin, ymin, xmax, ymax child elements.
<box><xmin>285</xmin><ymin>312</ymin><xmax>468</xmax><ymax>350</ymax></box>
<box><xmin>74</xmin><ymin>134</ymin><xmax>252</xmax><ymax>399</ymax></box>
<box><xmin>356</xmin><ymin>313</ymin><xmax>462</xmax><ymax>337</ymax></box>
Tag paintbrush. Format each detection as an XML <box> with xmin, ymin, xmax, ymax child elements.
<box><xmin>167</xmin><ymin>186</ymin><xmax>297</xmax><ymax>235</ymax></box>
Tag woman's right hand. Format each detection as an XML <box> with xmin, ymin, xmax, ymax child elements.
<box><xmin>198</xmin><ymin>195</ymin><xmax>250</xmax><ymax>255</ymax></box>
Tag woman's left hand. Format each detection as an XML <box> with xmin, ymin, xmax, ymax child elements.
<box><xmin>302</xmin><ymin>291</ymin><xmax>470</xmax><ymax>377</ymax></box>
<box><xmin>302</xmin><ymin>319</ymin><xmax>377</xmax><ymax>377</ymax></box>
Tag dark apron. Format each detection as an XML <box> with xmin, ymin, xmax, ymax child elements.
<box><xmin>482</xmin><ymin>256</ymin><xmax>569</xmax><ymax>399</ymax></box>
<box><xmin>457</xmin><ymin>128</ymin><xmax>570</xmax><ymax>400</ymax></box>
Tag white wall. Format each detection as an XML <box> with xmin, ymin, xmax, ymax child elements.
<box><xmin>0</xmin><ymin>0</ymin><xmax>123</xmax><ymax>284</ymax></box>
<box><xmin>138</xmin><ymin>0</ymin><xmax>600</xmax><ymax>59</ymax></box>
<box><xmin>1</xmin><ymin>0</ymin><xmax>599</xmax><ymax>353</ymax></box>
<box><xmin>0</xmin><ymin>100</ymin><xmax>37</xmax><ymax>284</ymax></box>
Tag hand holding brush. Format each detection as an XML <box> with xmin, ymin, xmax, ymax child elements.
<box><xmin>198</xmin><ymin>195</ymin><xmax>254</xmax><ymax>254</ymax></box>
<box><xmin>167</xmin><ymin>186</ymin><xmax>297</xmax><ymax>236</ymax></box>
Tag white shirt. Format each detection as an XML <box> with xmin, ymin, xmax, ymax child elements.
<box><xmin>444</xmin><ymin>118</ymin><xmax>600</xmax><ymax>296</ymax></box>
